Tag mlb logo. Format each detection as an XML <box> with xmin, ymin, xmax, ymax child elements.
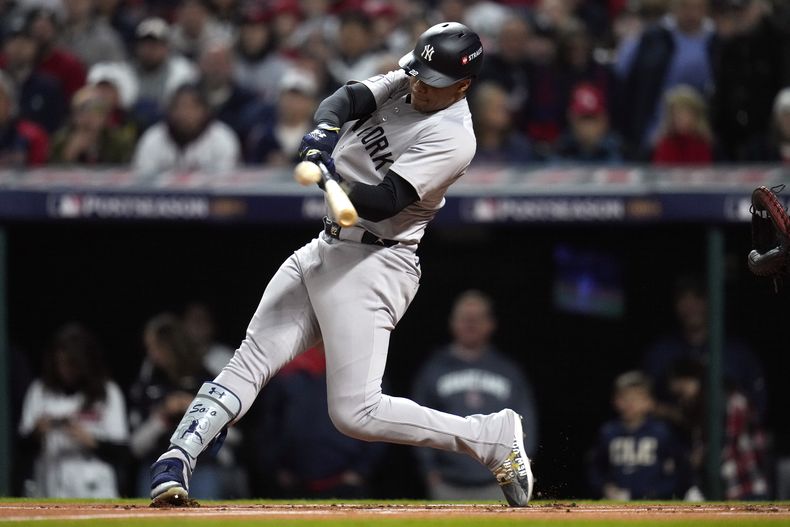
<box><xmin>461</xmin><ymin>56</ymin><xmax>468</xmax><ymax>65</ymax></box>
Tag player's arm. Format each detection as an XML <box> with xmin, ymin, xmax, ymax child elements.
<box><xmin>314</xmin><ymin>83</ymin><xmax>377</xmax><ymax>129</ymax></box>
<box><xmin>343</xmin><ymin>169</ymin><xmax>419</xmax><ymax>222</ymax></box>
<box><xmin>298</xmin><ymin>83</ymin><xmax>376</xmax><ymax>167</ymax></box>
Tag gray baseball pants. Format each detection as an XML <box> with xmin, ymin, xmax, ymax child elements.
<box><xmin>214</xmin><ymin>233</ymin><xmax>515</xmax><ymax>470</ymax></box>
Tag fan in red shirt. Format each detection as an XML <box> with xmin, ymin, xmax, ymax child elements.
<box><xmin>652</xmin><ymin>85</ymin><xmax>713</xmax><ymax>165</ymax></box>
<box><xmin>25</xmin><ymin>7</ymin><xmax>87</xmax><ymax>100</ymax></box>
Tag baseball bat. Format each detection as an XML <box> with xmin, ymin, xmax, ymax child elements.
<box><xmin>293</xmin><ymin>160</ymin><xmax>358</xmax><ymax>228</ymax></box>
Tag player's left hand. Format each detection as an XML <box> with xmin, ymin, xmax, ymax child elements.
<box><xmin>299</xmin><ymin>126</ymin><xmax>339</xmax><ymax>168</ymax></box>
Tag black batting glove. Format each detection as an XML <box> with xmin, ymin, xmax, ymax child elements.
<box><xmin>299</xmin><ymin>124</ymin><xmax>339</xmax><ymax>163</ymax></box>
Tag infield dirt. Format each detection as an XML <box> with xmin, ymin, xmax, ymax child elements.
<box><xmin>0</xmin><ymin>501</ymin><xmax>789</xmax><ymax>523</ymax></box>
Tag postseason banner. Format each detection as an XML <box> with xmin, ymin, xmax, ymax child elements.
<box><xmin>0</xmin><ymin>166</ymin><xmax>785</xmax><ymax>225</ymax></box>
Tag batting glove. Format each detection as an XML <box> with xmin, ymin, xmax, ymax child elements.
<box><xmin>299</xmin><ymin>124</ymin><xmax>339</xmax><ymax>162</ymax></box>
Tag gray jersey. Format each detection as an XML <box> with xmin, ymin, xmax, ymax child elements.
<box><xmin>332</xmin><ymin>70</ymin><xmax>476</xmax><ymax>244</ymax></box>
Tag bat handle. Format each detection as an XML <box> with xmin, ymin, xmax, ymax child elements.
<box><xmin>316</xmin><ymin>160</ymin><xmax>334</xmax><ymax>183</ymax></box>
<box><xmin>315</xmin><ymin>161</ymin><xmax>358</xmax><ymax>227</ymax></box>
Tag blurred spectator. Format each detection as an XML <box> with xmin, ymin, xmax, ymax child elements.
<box><xmin>0</xmin><ymin>15</ymin><xmax>67</xmax><ymax>133</ymax></box>
<box><xmin>244</xmin><ymin>68</ymin><xmax>316</xmax><ymax>165</ymax></box>
<box><xmin>128</xmin><ymin>313</ymin><xmax>225</xmax><ymax>498</ymax></box>
<box><xmin>131</xmin><ymin>17</ymin><xmax>198</xmax><ymax>130</ymax></box>
<box><xmin>233</xmin><ymin>6</ymin><xmax>292</xmax><ymax>105</ymax></box>
<box><xmin>171</xmin><ymin>0</ymin><xmax>232</xmax><ymax>61</ymax></box>
<box><xmin>132</xmin><ymin>83</ymin><xmax>240</xmax><ymax>174</ymax></box>
<box><xmin>367</xmin><ymin>1</ymin><xmax>401</xmax><ymax>53</ymax></box>
<box><xmin>412</xmin><ymin>290</ymin><xmax>538</xmax><ymax>501</ymax></box>
<box><xmin>745</xmin><ymin>88</ymin><xmax>790</xmax><ymax>164</ymax></box>
<box><xmin>271</xmin><ymin>0</ymin><xmax>330</xmax><ymax>53</ymax></box>
<box><xmin>18</xmin><ymin>324</ymin><xmax>129</xmax><ymax>497</ymax></box>
<box><xmin>462</xmin><ymin>1</ymin><xmax>510</xmax><ymax>46</ymax></box>
<box><xmin>208</xmin><ymin>0</ymin><xmax>241</xmax><ymax>33</ymax></box>
<box><xmin>616</xmin><ymin>0</ymin><xmax>716</xmax><ymax>158</ymax></box>
<box><xmin>471</xmin><ymin>82</ymin><xmax>533</xmax><ymax>164</ymax></box>
<box><xmin>256</xmin><ymin>345</ymin><xmax>384</xmax><ymax>498</ymax></box>
<box><xmin>642</xmin><ymin>275</ymin><xmax>767</xmax><ymax>419</ymax></box>
<box><xmin>268</xmin><ymin>0</ymin><xmax>303</xmax><ymax>52</ymax></box>
<box><xmin>87</xmin><ymin>61</ymin><xmax>140</xmax><ymax>137</ymax></box>
<box><xmin>477</xmin><ymin>15</ymin><xmax>531</xmax><ymax>134</ymax></box>
<box><xmin>0</xmin><ymin>70</ymin><xmax>49</xmax><ymax>167</ymax></box>
<box><xmin>59</xmin><ymin>0</ymin><xmax>127</xmax><ymax>67</ymax></box>
<box><xmin>181</xmin><ymin>302</ymin><xmax>234</xmax><ymax>377</ymax></box>
<box><xmin>25</xmin><ymin>7</ymin><xmax>87</xmax><ymax>99</ymax></box>
<box><xmin>557</xmin><ymin>21</ymin><xmax>614</xmax><ymax>125</ymax></box>
<box><xmin>50</xmin><ymin>84</ymin><xmax>135</xmax><ymax>164</ymax></box>
<box><xmin>327</xmin><ymin>11</ymin><xmax>388</xmax><ymax>87</ymax></box>
<box><xmin>523</xmin><ymin>13</ymin><xmax>564</xmax><ymax>149</ymax></box>
<box><xmin>197</xmin><ymin>38</ymin><xmax>265</xmax><ymax>143</ymax></box>
<box><xmin>666</xmin><ymin>359</ymin><xmax>770</xmax><ymax>500</ymax></box>
<box><xmin>712</xmin><ymin>0</ymin><xmax>790</xmax><ymax>161</ymax></box>
<box><xmin>568</xmin><ymin>0</ymin><xmax>612</xmax><ymax>40</ymax></box>
<box><xmin>95</xmin><ymin>0</ymin><xmax>139</xmax><ymax>47</ymax></box>
<box><xmin>588</xmin><ymin>371</ymin><xmax>686</xmax><ymax>500</ymax></box>
<box><xmin>554</xmin><ymin>82</ymin><xmax>623</xmax><ymax>164</ymax></box>
<box><xmin>651</xmin><ymin>85</ymin><xmax>713</xmax><ymax>165</ymax></box>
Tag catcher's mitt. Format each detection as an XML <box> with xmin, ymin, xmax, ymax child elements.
<box><xmin>748</xmin><ymin>185</ymin><xmax>790</xmax><ymax>281</ymax></box>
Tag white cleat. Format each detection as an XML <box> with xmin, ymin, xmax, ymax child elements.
<box><xmin>492</xmin><ymin>409</ymin><xmax>534</xmax><ymax>507</ymax></box>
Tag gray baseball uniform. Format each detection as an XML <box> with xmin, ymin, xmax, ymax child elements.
<box><xmin>171</xmin><ymin>70</ymin><xmax>517</xmax><ymax>478</ymax></box>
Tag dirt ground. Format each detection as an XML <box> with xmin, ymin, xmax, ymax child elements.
<box><xmin>0</xmin><ymin>502</ymin><xmax>789</xmax><ymax>522</ymax></box>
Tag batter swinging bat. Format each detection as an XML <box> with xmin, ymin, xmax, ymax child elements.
<box><xmin>293</xmin><ymin>160</ymin><xmax>358</xmax><ymax>228</ymax></box>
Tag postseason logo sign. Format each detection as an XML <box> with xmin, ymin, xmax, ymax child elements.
<box><xmin>48</xmin><ymin>193</ymin><xmax>211</xmax><ymax>220</ymax></box>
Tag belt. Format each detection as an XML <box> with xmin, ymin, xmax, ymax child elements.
<box><xmin>323</xmin><ymin>217</ymin><xmax>399</xmax><ymax>247</ymax></box>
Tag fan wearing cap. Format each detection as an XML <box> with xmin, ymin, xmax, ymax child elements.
<box><xmin>147</xmin><ymin>22</ymin><xmax>535</xmax><ymax>510</ymax></box>
<box><xmin>132</xmin><ymin>17</ymin><xmax>198</xmax><ymax>127</ymax></box>
<box><xmin>554</xmin><ymin>83</ymin><xmax>623</xmax><ymax>164</ymax></box>
<box><xmin>244</xmin><ymin>68</ymin><xmax>318</xmax><ymax>164</ymax></box>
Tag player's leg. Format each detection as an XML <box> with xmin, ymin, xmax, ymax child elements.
<box><xmin>151</xmin><ymin>241</ymin><xmax>322</xmax><ymax>504</ymax></box>
<box><xmin>308</xmin><ymin>240</ymin><xmax>533</xmax><ymax>505</ymax></box>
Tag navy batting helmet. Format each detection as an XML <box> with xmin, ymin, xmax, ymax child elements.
<box><xmin>398</xmin><ymin>22</ymin><xmax>484</xmax><ymax>88</ymax></box>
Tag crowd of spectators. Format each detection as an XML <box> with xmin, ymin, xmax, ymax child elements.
<box><xmin>0</xmin><ymin>0</ymin><xmax>789</xmax><ymax>173</ymax></box>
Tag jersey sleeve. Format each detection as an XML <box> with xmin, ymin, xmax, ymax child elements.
<box><xmin>390</xmin><ymin>124</ymin><xmax>476</xmax><ymax>199</ymax></box>
<box><xmin>361</xmin><ymin>69</ymin><xmax>410</xmax><ymax>107</ymax></box>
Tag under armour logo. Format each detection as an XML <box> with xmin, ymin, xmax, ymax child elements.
<box><xmin>208</xmin><ymin>387</ymin><xmax>225</xmax><ymax>398</ymax></box>
<box><xmin>421</xmin><ymin>45</ymin><xmax>435</xmax><ymax>61</ymax></box>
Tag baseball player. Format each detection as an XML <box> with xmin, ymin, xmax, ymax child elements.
<box><xmin>149</xmin><ymin>22</ymin><xmax>534</xmax><ymax>507</ymax></box>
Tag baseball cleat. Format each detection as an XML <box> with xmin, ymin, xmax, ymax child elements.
<box><xmin>150</xmin><ymin>457</ymin><xmax>191</xmax><ymax>506</ymax></box>
<box><xmin>492</xmin><ymin>410</ymin><xmax>534</xmax><ymax>507</ymax></box>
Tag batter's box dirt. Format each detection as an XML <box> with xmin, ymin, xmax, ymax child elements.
<box><xmin>1</xmin><ymin>501</ymin><xmax>789</xmax><ymax>524</ymax></box>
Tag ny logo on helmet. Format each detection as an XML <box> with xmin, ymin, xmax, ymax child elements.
<box><xmin>421</xmin><ymin>45</ymin><xmax>435</xmax><ymax>61</ymax></box>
